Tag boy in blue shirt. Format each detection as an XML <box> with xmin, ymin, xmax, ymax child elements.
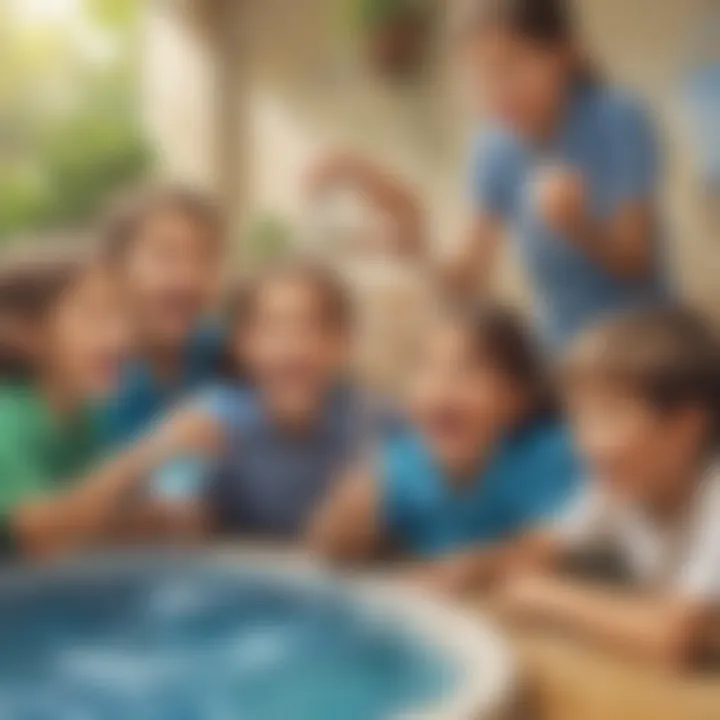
<box><xmin>310</xmin><ymin>304</ymin><xmax>579</xmax><ymax>594</ymax></box>
<box><xmin>144</xmin><ymin>261</ymin><xmax>400</xmax><ymax>539</ymax></box>
<box><xmin>101</xmin><ymin>186</ymin><xmax>226</xmax><ymax>446</ymax></box>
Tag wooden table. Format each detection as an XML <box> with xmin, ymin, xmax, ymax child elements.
<box><xmin>493</xmin><ymin>618</ymin><xmax>720</xmax><ymax>720</ymax></box>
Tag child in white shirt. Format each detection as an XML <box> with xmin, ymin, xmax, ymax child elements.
<box><xmin>501</xmin><ymin>307</ymin><xmax>720</xmax><ymax>667</ymax></box>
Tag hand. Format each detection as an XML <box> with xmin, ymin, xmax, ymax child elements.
<box><xmin>145</xmin><ymin>410</ymin><xmax>222</xmax><ymax>467</ymax></box>
<box><xmin>532</xmin><ymin>164</ymin><xmax>587</xmax><ymax>238</ymax></box>
<box><xmin>496</xmin><ymin>572</ymin><xmax>554</xmax><ymax>621</ymax></box>
<box><xmin>403</xmin><ymin>556</ymin><xmax>476</xmax><ymax>597</ymax></box>
<box><xmin>304</xmin><ymin>150</ymin><xmax>359</xmax><ymax>198</ymax></box>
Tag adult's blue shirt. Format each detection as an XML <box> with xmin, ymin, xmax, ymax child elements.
<box><xmin>381</xmin><ymin>422</ymin><xmax>580</xmax><ymax>558</ymax></box>
<box><xmin>104</xmin><ymin>324</ymin><xmax>225</xmax><ymax>447</ymax></box>
<box><xmin>471</xmin><ymin>86</ymin><xmax>669</xmax><ymax>348</ymax></box>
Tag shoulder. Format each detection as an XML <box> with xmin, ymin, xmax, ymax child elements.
<box><xmin>511</xmin><ymin>420</ymin><xmax>577</xmax><ymax>464</ymax></box>
<box><xmin>380</xmin><ymin>431</ymin><xmax>432</xmax><ymax>479</ymax></box>
<box><xmin>190</xmin><ymin>383</ymin><xmax>258</xmax><ymax>433</ymax></box>
<box><xmin>469</xmin><ymin>127</ymin><xmax>525</xmax><ymax>214</ymax></box>
<box><xmin>378</xmin><ymin>432</ymin><xmax>438</xmax><ymax>522</ymax></box>
<box><xmin>0</xmin><ymin>386</ymin><xmax>35</xmax><ymax>443</ymax></box>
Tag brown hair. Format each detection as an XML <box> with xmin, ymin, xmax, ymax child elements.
<box><xmin>563</xmin><ymin>307</ymin><xmax>720</xmax><ymax>446</ymax></box>
<box><xmin>455</xmin><ymin>0</ymin><xmax>597</xmax><ymax>86</ymax></box>
<box><xmin>458</xmin><ymin>302</ymin><xmax>555</xmax><ymax>423</ymax></box>
<box><xmin>229</xmin><ymin>259</ymin><xmax>354</xmax><ymax>334</ymax></box>
<box><xmin>0</xmin><ymin>247</ymin><xmax>92</xmax><ymax>380</ymax></box>
<box><xmin>103</xmin><ymin>184</ymin><xmax>223</xmax><ymax>262</ymax></box>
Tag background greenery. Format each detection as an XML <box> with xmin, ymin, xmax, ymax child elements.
<box><xmin>0</xmin><ymin>0</ymin><xmax>152</xmax><ymax>242</ymax></box>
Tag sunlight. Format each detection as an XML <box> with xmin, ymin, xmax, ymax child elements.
<box><xmin>9</xmin><ymin>0</ymin><xmax>120</xmax><ymax>67</ymax></box>
<box><xmin>11</xmin><ymin>0</ymin><xmax>83</xmax><ymax>27</ymax></box>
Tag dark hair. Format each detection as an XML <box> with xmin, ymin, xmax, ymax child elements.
<box><xmin>563</xmin><ymin>307</ymin><xmax>720</xmax><ymax>447</ymax></box>
<box><xmin>103</xmin><ymin>185</ymin><xmax>223</xmax><ymax>262</ymax></box>
<box><xmin>455</xmin><ymin>0</ymin><xmax>597</xmax><ymax>86</ymax></box>
<box><xmin>229</xmin><ymin>259</ymin><xmax>354</xmax><ymax>334</ymax></box>
<box><xmin>456</xmin><ymin>302</ymin><xmax>555</xmax><ymax>423</ymax></box>
<box><xmin>0</xmin><ymin>247</ymin><xmax>92</xmax><ymax>380</ymax></box>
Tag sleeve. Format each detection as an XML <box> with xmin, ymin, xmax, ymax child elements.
<box><xmin>151</xmin><ymin>457</ymin><xmax>216</xmax><ymax>502</ymax></box>
<box><xmin>673</xmin><ymin>480</ymin><xmax>720</xmax><ymax>602</ymax></box>
<box><xmin>469</xmin><ymin>131</ymin><xmax>517</xmax><ymax>219</ymax></box>
<box><xmin>378</xmin><ymin>440</ymin><xmax>417</xmax><ymax>542</ymax></box>
<box><xmin>0</xmin><ymin>441</ymin><xmax>50</xmax><ymax>517</ymax></box>
<box><xmin>520</xmin><ymin>431</ymin><xmax>584</xmax><ymax>527</ymax></box>
<box><xmin>606</xmin><ymin>97</ymin><xmax>661</xmax><ymax>212</ymax></box>
<box><xmin>550</xmin><ymin>483</ymin><xmax>615</xmax><ymax>550</ymax></box>
<box><xmin>191</xmin><ymin>385</ymin><xmax>254</xmax><ymax>441</ymax></box>
<box><xmin>148</xmin><ymin>386</ymin><xmax>252</xmax><ymax>501</ymax></box>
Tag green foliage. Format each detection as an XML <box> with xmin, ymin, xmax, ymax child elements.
<box><xmin>354</xmin><ymin>0</ymin><xmax>430</xmax><ymax>29</ymax></box>
<box><xmin>245</xmin><ymin>214</ymin><xmax>293</xmax><ymax>265</ymax></box>
<box><xmin>0</xmin><ymin>0</ymin><xmax>151</xmax><ymax>242</ymax></box>
<box><xmin>86</xmin><ymin>0</ymin><xmax>142</xmax><ymax>33</ymax></box>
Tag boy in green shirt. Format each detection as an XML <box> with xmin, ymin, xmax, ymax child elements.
<box><xmin>0</xmin><ymin>250</ymin><xmax>206</xmax><ymax>560</ymax></box>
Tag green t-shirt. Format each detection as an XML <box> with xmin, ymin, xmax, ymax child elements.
<box><xmin>0</xmin><ymin>384</ymin><xmax>101</xmax><ymax>517</ymax></box>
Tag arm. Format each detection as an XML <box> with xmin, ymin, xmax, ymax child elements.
<box><xmin>109</xmin><ymin>408</ymin><xmax>225</xmax><ymax>544</ymax></box>
<box><xmin>12</xmin><ymin>408</ymin><xmax>223</xmax><ymax>559</ymax></box>
<box><xmin>306</xmin><ymin>151</ymin><xmax>505</xmax><ymax>299</ymax></box>
<box><xmin>10</xmin><ymin>441</ymin><xmax>164</xmax><ymax>560</ymax></box>
<box><xmin>439</xmin><ymin>213</ymin><xmax>504</xmax><ymax>299</ymax></box>
<box><xmin>533</xmin><ymin>168</ymin><xmax>656</xmax><ymax>280</ymax></box>
<box><xmin>534</xmin><ymin>100</ymin><xmax>660</xmax><ymax>281</ymax></box>
<box><xmin>106</xmin><ymin>498</ymin><xmax>214</xmax><ymax>545</ymax></box>
<box><xmin>405</xmin><ymin>529</ymin><xmax>563</xmax><ymax>596</ymax></box>
<box><xmin>499</xmin><ymin>573</ymin><xmax>713</xmax><ymax>668</ymax></box>
<box><xmin>306</xmin><ymin>151</ymin><xmax>426</xmax><ymax>257</ymax></box>
<box><xmin>306</xmin><ymin>468</ymin><xmax>386</xmax><ymax>564</ymax></box>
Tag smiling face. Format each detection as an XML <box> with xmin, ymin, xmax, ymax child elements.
<box><xmin>460</xmin><ymin>25</ymin><xmax>574</xmax><ymax>137</ymax></box>
<box><xmin>408</xmin><ymin>319</ymin><xmax>527</xmax><ymax>476</ymax></box>
<box><xmin>566</xmin><ymin>381</ymin><xmax>712</xmax><ymax>506</ymax></box>
<box><xmin>237</xmin><ymin>272</ymin><xmax>350</xmax><ymax>427</ymax></box>
<box><xmin>120</xmin><ymin>207</ymin><xmax>222</xmax><ymax>352</ymax></box>
<box><xmin>44</xmin><ymin>264</ymin><xmax>129</xmax><ymax>401</ymax></box>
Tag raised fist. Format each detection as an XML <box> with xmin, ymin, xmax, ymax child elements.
<box><xmin>531</xmin><ymin>164</ymin><xmax>587</xmax><ymax>237</ymax></box>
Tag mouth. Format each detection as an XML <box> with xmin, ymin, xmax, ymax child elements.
<box><xmin>423</xmin><ymin>408</ymin><xmax>470</xmax><ymax>443</ymax></box>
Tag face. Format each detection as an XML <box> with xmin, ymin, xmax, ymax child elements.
<box><xmin>408</xmin><ymin>321</ymin><xmax>523</xmax><ymax>475</ymax></box>
<box><xmin>121</xmin><ymin>209</ymin><xmax>221</xmax><ymax>350</ymax></box>
<box><xmin>566</xmin><ymin>383</ymin><xmax>710</xmax><ymax>504</ymax></box>
<box><xmin>238</xmin><ymin>278</ymin><xmax>349</xmax><ymax>424</ymax></box>
<box><xmin>45</xmin><ymin>266</ymin><xmax>129</xmax><ymax>400</ymax></box>
<box><xmin>461</xmin><ymin>27</ymin><xmax>573</xmax><ymax>136</ymax></box>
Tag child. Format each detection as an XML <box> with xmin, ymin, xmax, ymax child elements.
<box><xmin>102</xmin><ymin>186</ymin><xmax>225</xmax><ymax>445</ymax></box>
<box><xmin>0</xmin><ymin>248</ymin><xmax>195</xmax><ymax>560</ymax></box>
<box><xmin>309</xmin><ymin>304</ymin><xmax>579</xmax><ymax>593</ymax></box>
<box><xmin>500</xmin><ymin>308</ymin><xmax>720</xmax><ymax>666</ymax></box>
<box><xmin>310</xmin><ymin>0</ymin><xmax>669</xmax><ymax>349</ymax></box>
<box><xmin>147</xmin><ymin>260</ymin><xmax>399</xmax><ymax>538</ymax></box>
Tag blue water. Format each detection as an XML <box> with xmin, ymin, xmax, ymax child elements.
<box><xmin>0</xmin><ymin>558</ymin><xmax>456</xmax><ymax>720</ymax></box>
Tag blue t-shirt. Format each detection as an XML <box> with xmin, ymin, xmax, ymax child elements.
<box><xmin>381</xmin><ymin>422</ymin><xmax>580</xmax><ymax>558</ymax></box>
<box><xmin>103</xmin><ymin>324</ymin><xmax>225</xmax><ymax>447</ymax></box>
<box><xmin>471</xmin><ymin>86</ymin><xmax>669</xmax><ymax>348</ymax></box>
<box><xmin>156</xmin><ymin>384</ymin><xmax>402</xmax><ymax>537</ymax></box>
